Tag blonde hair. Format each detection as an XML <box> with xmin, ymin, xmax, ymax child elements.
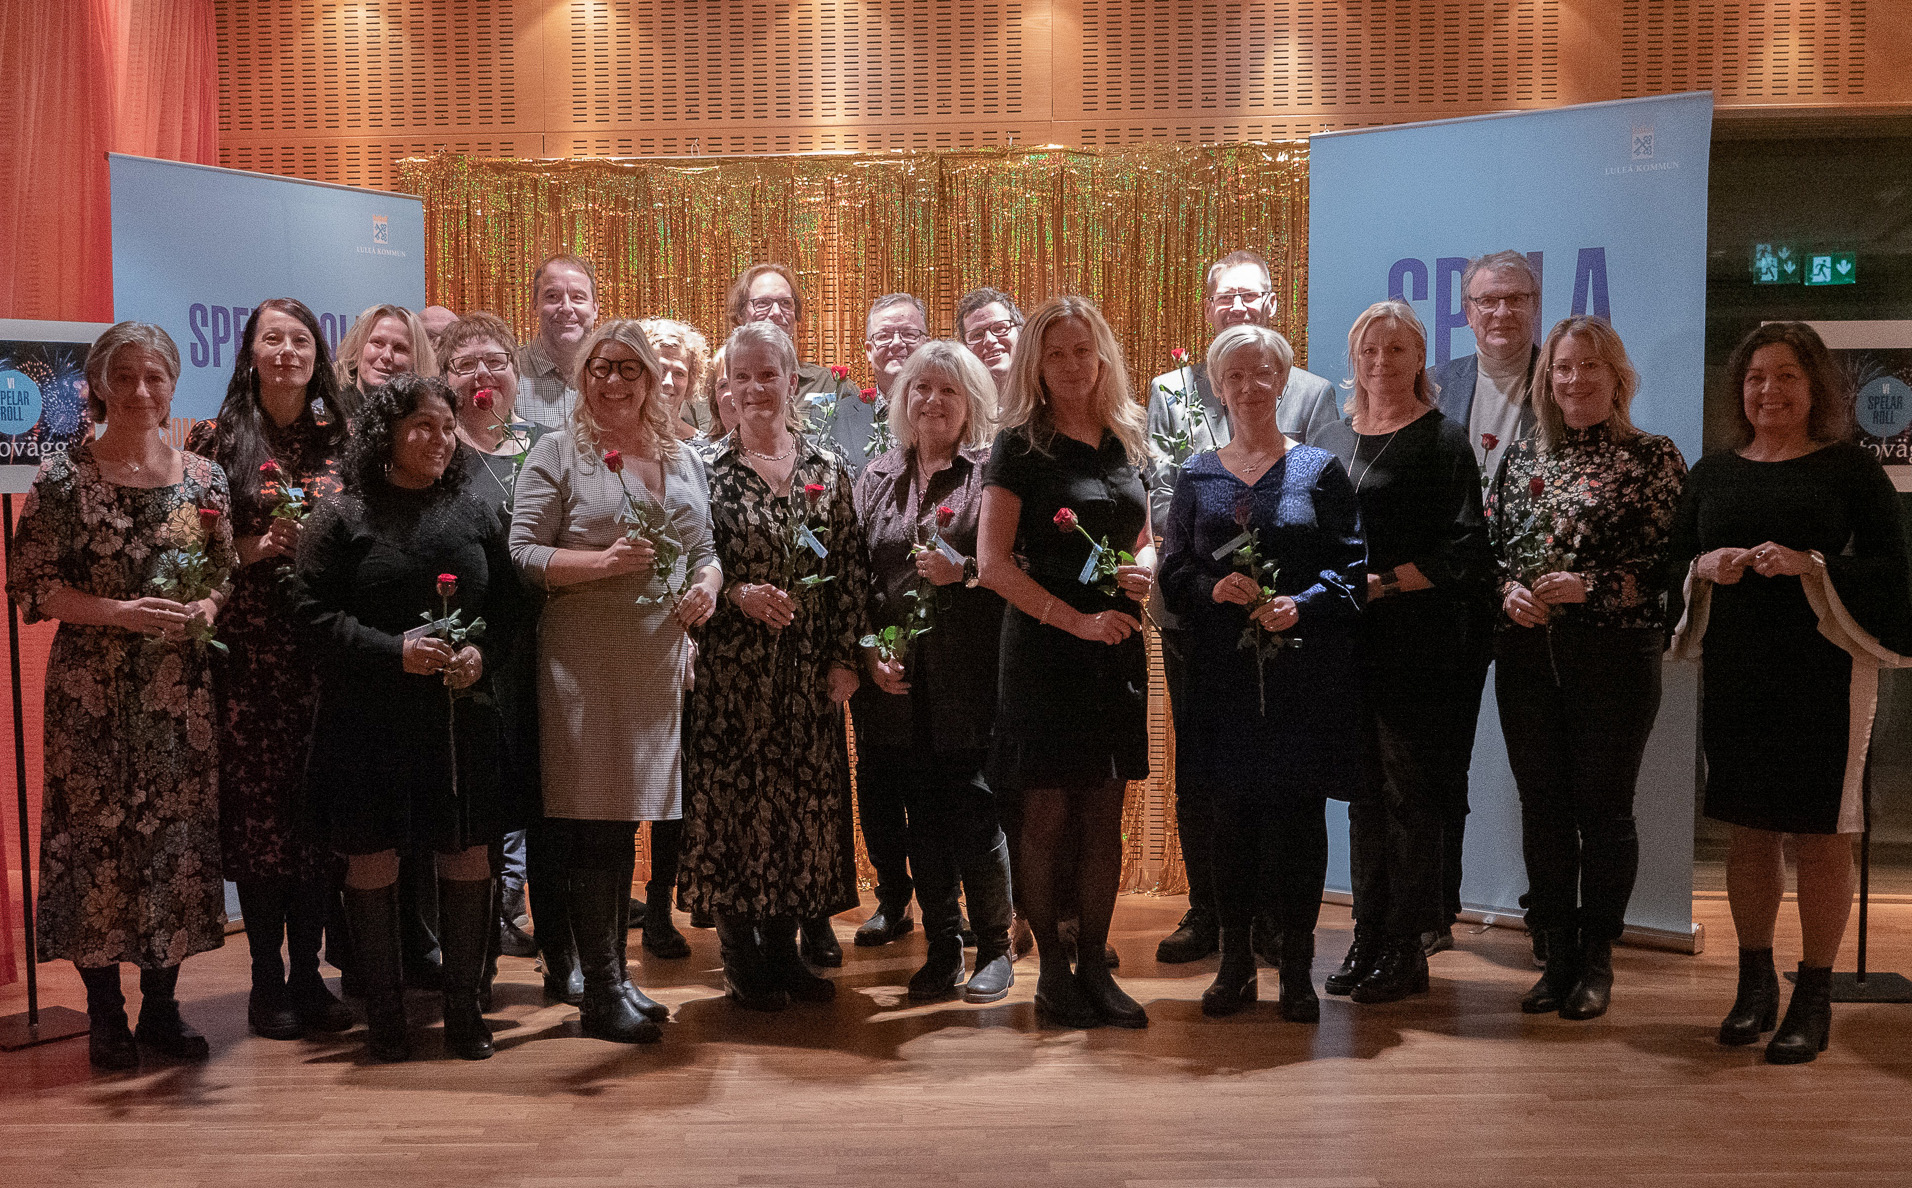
<box><xmin>724</xmin><ymin>322</ymin><xmax>805</xmax><ymax>434</ymax></box>
<box><xmin>890</xmin><ymin>341</ymin><xmax>998</xmax><ymax>454</ymax></box>
<box><xmin>1345</xmin><ymin>301</ymin><xmax>1436</xmax><ymax>428</ymax></box>
<box><xmin>997</xmin><ymin>296</ymin><xmax>1149</xmax><ymax>465</ymax></box>
<box><xmin>335</xmin><ymin>304</ymin><xmax>437</xmax><ymax>389</ymax></box>
<box><xmin>639</xmin><ymin>317</ymin><xmax>711</xmax><ymax>409</ymax></box>
<box><xmin>85</xmin><ymin>322</ymin><xmax>181</xmax><ymax>422</ymax></box>
<box><xmin>1531</xmin><ymin>316</ymin><xmax>1642</xmax><ymax>450</ymax></box>
<box><xmin>570</xmin><ymin>319</ymin><xmax>680</xmax><ymax>462</ymax></box>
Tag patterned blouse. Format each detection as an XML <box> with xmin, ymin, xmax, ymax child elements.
<box><xmin>1485</xmin><ymin>419</ymin><xmax>1688</xmax><ymax>632</ymax></box>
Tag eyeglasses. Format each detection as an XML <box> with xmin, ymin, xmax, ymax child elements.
<box><xmin>867</xmin><ymin>329</ymin><xmax>928</xmax><ymax>348</ymax></box>
<box><xmin>1468</xmin><ymin>292</ymin><xmax>1537</xmax><ymax>312</ymax></box>
<box><xmin>446</xmin><ymin>353</ymin><xmax>513</xmax><ymax>376</ymax></box>
<box><xmin>748</xmin><ymin>296</ymin><xmax>797</xmax><ymax>314</ymax></box>
<box><xmin>1549</xmin><ymin>359</ymin><xmax>1608</xmax><ymax>382</ymax></box>
<box><xmin>584</xmin><ymin>358</ymin><xmax>649</xmax><ymax>381</ymax></box>
<box><xmin>963</xmin><ymin>320</ymin><xmax>1019</xmax><ymax>345</ymax></box>
<box><xmin>1208</xmin><ymin>289</ymin><xmax>1271</xmax><ymax>308</ymax></box>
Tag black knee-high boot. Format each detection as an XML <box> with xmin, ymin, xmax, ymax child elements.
<box><xmin>287</xmin><ymin>879</ymin><xmax>354</xmax><ymax>1032</ymax></box>
<box><xmin>78</xmin><ymin>964</ymin><xmax>136</xmax><ymax>1071</ymax></box>
<box><xmin>235</xmin><ymin>879</ymin><xmax>299</xmax><ymax>1039</ymax></box>
<box><xmin>134</xmin><ymin>965</ymin><xmax>210</xmax><ymax>1060</ymax></box>
<box><xmin>642</xmin><ymin>818</ymin><xmax>691</xmax><ymax>958</ymax></box>
<box><xmin>762</xmin><ymin>915</ymin><xmax>838</xmax><ymax>1003</ymax></box>
<box><xmin>571</xmin><ymin>867</ymin><xmax>662</xmax><ymax>1044</ymax></box>
<box><xmin>342</xmin><ymin>883</ymin><xmax>410</xmax><ymax>1062</ymax></box>
<box><xmin>437</xmin><ymin>877</ymin><xmax>495</xmax><ymax>1060</ymax></box>
<box><xmin>1278</xmin><ymin>929</ymin><xmax>1320</xmax><ymax>1024</ymax></box>
<box><xmin>1200</xmin><ymin>928</ymin><xmax>1258</xmax><ymax>1018</ymax></box>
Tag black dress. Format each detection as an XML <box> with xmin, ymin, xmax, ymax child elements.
<box><xmin>982</xmin><ymin>426</ymin><xmax>1151</xmax><ymax>792</ymax></box>
<box><xmin>295</xmin><ymin>483</ymin><xmax>525</xmax><ymax>855</ymax></box>
<box><xmin>1668</xmin><ymin>443</ymin><xmax>1912</xmax><ymax>835</ymax></box>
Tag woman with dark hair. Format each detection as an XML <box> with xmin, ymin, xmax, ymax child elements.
<box><xmin>8</xmin><ymin>323</ymin><xmax>236</xmax><ymax>1071</ymax></box>
<box><xmin>1489</xmin><ymin>316</ymin><xmax>1685</xmax><ymax>1021</ymax></box>
<box><xmin>1668</xmin><ymin>321</ymin><xmax>1912</xmax><ymax>1064</ymax></box>
<box><xmin>296</xmin><ymin>374</ymin><xmax>523</xmax><ymax>1062</ymax></box>
<box><xmin>976</xmin><ymin>295</ymin><xmax>1156</xmax><ymax>1029</ymax></box>
<box><xmin>185</xmin><ymin>298</ymin><xmax>355</xmax><ymax>1041</ymax></box>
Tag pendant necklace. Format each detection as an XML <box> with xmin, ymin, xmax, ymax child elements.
<box><xmin>1351</xmin><ymin>429</ymin><xmax>1400</xmax><ymax>493</ymax></box>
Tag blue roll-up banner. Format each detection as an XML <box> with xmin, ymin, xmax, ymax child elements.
<box><xmin>110</xmin><ymin>154</ymin><xmax>426</xmax><ymax>423</ymax></box>
<box><xmin>1307</xmin><ymin>92</ymin><xmax>1713</xmax><ymax>948</ymax></box>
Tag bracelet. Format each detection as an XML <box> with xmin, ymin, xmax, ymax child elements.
<box><xmin>1037</xmin><ymin>593</ymin><xmax>1057</xmax><ymax>625</ymax></box>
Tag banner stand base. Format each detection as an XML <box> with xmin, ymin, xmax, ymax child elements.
<box><xmin>1782</xmin><ymin>969</ymin><xmax>1912</xmax><ymax>1004</ymax></box>
<box><xmin>0</xmin><ymin>1005</ymin><xmax>90</xmax><ymax>1051</ymax></box>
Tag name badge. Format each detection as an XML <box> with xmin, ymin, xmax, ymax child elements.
<box><xmin>404</xmin><ymin>616</ymin><xmax>456</xmax><ymax>641</ymax></box>
<box><xmin>932</xmin><ymin>533</ymin><xmax>965</xmax><ymax>566</ymax></box>
<box><xmin>1077</xmin><ymin>542</ymin><xmax>1105</xmax><ymax>585</ymax></box>
<box><xmin>1212</xmin><ymin>530</ymin><xmax>1252</xmax><ymax>561</ymax></box>
<box><xmin>798</xmin><ymin>522</ymin><xmax>829</xmax><ymax>559</ymax></box>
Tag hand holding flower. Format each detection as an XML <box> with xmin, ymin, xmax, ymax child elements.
<box><xmin>1211</xmin><ymin>571</ymin><xmax>1262</xmax><ymax>606</ymax></box>
<box><xmin>864</xmin><ymin>649</ymin><xmax>910</xmax><ymax>696</ymax></box>
<box><xmin>1249</xmin><ymin>595</ymin><xmax>1299</xmax><ymax>633</ymax></box>
<box><xmin>444</xmin><ymin>644</ymin><xmax>484</xmax><ymax>690</ymax></box>
<box><xmin>402</xmin><ymin>634</ymin><xmax>455</xmax><ymax>675</ymax></box>
<box><xmin>597</xmin><ymin>534</ymin><xmax>656</xmax><ymax>577</ymax></box>
<box><xmin>1502</xmin><ymin>583</ymin><xmax>1551</xmax><ymax>628</ymax></box>
<box><xmin>914</xmin><ymin>548</ymin><xmax>965</xmax><ymax>586</ymax></box>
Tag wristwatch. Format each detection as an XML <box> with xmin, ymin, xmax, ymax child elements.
<box><xmin>963</xmin><ymin>556</ymin><xmax>981</xmax><ymax>588</ymax></box>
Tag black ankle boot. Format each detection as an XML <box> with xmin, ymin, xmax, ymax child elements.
<box><xmin>1765</xmin><ymin>964</ymin><xmax>1833</xmax><ymax>1065</ymax></box>
<box><xmin>799</xmin><ymin>916</ymin><xmax>843</xmax><ymax>966</ymax></box>
<box><xmin>854</xmin><ymin>902</ymin><xmax>915</xmax><ymax>947</ymax></box>
<box><xmin>533</xmin><ymin>876</ymin><xmax>585</xmax><ymax>1005</ymax></box>
<box><xmin>1075</xmin><ymin>959</ymin><xmax>1147</xmax><ymax>1028</ymax></box>
<box><xmin>342</xmin><ymin>883</ymin><xmax>410</xmax><ymax>1063</ymax></box>
<box><xmin>1325</xmin><ymin>927</ymin><xmax>1384</xmax><ymax>996</ymax></box>
<box><xmin>79</xmin><ymin>964</ymin><xmax>137</xmax><ymax>1072</ymax></box>
<box><xmin>134</xmin><ymin>965</ymin><xmax>210</xmax><ymax>1061</ymax></box>
<box><xmin>640</xmin><ymin>878</ymin><xmax>692</xmax><ymax>958</ymax></box>
<box><xmin>236</xmin><ymin>879</ymin><xmax>300</xmax><ymax>1040</ymax></box>
<box><xmin>715</xmin><ymin>914</ymin><xmax>788</xmax><ymax>1012</ymax></box>
<box><xmin>907</xmin><ymin>936</ymin><xmax>966</xmax><ymax>1002</ymax></box>
<box><xmin>1278</xmin><ymin>929</ymin><xmax>1319</xmax><ymax>1024</ymax></box>
<box><xmin>764</xmin><ymin>915</ymin><xmax>838</xmax><ymax>1002</ymax></box>
<box><xmin>1201</xmin><ymin>929</ymin><xmax>1257</xmax><ymax>1018</ymax></box>
<box><xmin>573</xmin><ymin>869</ymin><xmax>663</xmax><ymax>1043</ymax></box>
<box><xmin>1032</xmin><ymin>959</ymin><xmax>1100</xmax><ymax>1029</ymax></box>
<box><xmin>286</xmin><ymin>880</ymin><xmax>354</xmax><ymax>1033</ymax></box>
<box><xmin>1561</xmin><ymin>935</ymin><xmax>1614</xmax><ymax>1021</ymax></box>
<box><xmin>1719</xmin><ymin>947</ymin><xmax>1779</xmax><ymax>1046</ymax></box>
<box><xmin>1157</xmin><ymin>907</ymin><xmax>1221</xmax><ymax>964</ymax></box>
<box><xmin>1349</xmin><ymin>936</ymin><xmax>1429</xmax><ymax>1004</ymax></box>
<box><xmin>437</xmin><ymin>878</ymin><xmax>495</xmax><ymax>1060</ymax></box>
<box><xmin>1521</xmin><ymin>928</ymin><xmax>1580</xmax><ymax>1015</ymax></box>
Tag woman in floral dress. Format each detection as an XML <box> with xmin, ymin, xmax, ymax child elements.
<box><xmin>680</xmin><ymin>321</ymin><xmax>871</xmax><ymax>1013</ymax></box>
<box><xmin>8</xmin><ymin>323</ymin><xmax>236</xmax><ymax>1071</ymax></box>
<box><xmin>186</xmin><ymin>298</ymin><xmax>354</xmax><ymax>1041</ymax></box>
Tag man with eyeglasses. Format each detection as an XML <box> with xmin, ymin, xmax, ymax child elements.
<box><xmin>956</xmin><ymin>287</ymin><xmax>1023</xmax><ymax>390</ymax></box>
<box><xmin>832</xmin><ymin>292</ymin><xmax>930</xmax><ymax>476</ymax></box>
<box><xmin>1420</xmin><ymin>249</ymin><xmax>1545</xmax><ymax>961</ymax></box>
<box><xmin>725</xmin><ymin>261</ymin><xmax>861</xmax><ymax>435</ymax></box>
<box><xmin>1145</xmin><ymin>248</ymin><xmax>1340</xmax><ymax>966</ymax></box>
<box><xmin>517</xmin><ymin>254</ymin><xmax>600</xmax><ymax>430</ymax></box>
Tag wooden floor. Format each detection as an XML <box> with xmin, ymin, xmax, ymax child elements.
<box><xmin>4</xmin><ymin>894</ymin><xmax>1911</xmax><ymax>1187</ymax></box>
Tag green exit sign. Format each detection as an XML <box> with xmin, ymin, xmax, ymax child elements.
<box><xmin>1805</xmin><ymin>251</ymin><xmax>1857</xmax><ymax>286</ymax></box>
<box><xmin>1752</xmin><ymin>243</ymin><xmax>1801</xmax><ymax>284</ymax></box>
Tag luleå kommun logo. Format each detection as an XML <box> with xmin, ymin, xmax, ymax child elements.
<box><xmin>372</xmin><ymin>215</ymin><xmax>389</xmax><ymax>245</ymax></box>
<box><xmin>1630</xmin><ymin>124</ymin><xmax>1654</xmax><ymax>160</ymax></box>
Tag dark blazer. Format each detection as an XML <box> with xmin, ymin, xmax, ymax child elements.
<box><xmin>1429</xmin><ymin>346</ymin><xmax>1541</xmax><ymax>437</ymax></box>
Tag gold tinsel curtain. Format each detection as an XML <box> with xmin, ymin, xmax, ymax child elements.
<box><xmin>395</xmin><ymin>142</ymin><xmax>1311</xmax><ymax>895</ymax></box>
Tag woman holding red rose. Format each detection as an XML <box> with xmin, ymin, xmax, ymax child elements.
<box><xmin>185</xmin><ymin>297</ymin><xmax>355</xmax><ymax>1043</ymax></box>
<box><xmin>509</xmin><ymin>320</ymin><xmax>720</xmax><ymax>1043</ymax></box>
<box><xmin>680</xmin><ymin>320</ymin><xmax>872</xmax><ymax>1011</ymax></box>
<box><xmin>852</xmin><ymin>340</ymin><xmax>1015</xmax><ymax>1003</ymax></box>
<box><xmin>1487</xmin><ymin>317</ymin><xmax>1685</xmax><ymax>1021</ymax></box>
<box><xmin>8</xmin><ymin>323</ymin><xmax>236</xmax><ymax>1070</ymax></box>
<box><xmin>296</xmin><ymin>375</ymin><xmax>524</xmax><ymax>1062</ymax></box>
<box><xmin>977</xmin><ymin>295</ymin><xmax>1156</xmax><ymax>1029</ymax></box>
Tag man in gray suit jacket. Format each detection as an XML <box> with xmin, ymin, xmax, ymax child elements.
<box><xmin>1144</xmin><ymin>249</ymin><xmax>1340</xmax><ymax>965</ymax></box>
<box><xmin>1421</xmin><ymin>249</ymin><xmax>1543</xmax><ymax>958</ymax></box>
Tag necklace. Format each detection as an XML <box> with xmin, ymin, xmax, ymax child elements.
<box><xmin>1350</xmin><ymin>429</ymin><xmax>1401</xmax><ymax>493</ymax></box>
<box><xmin>744</xmin><ymin>441</ymin><xmax>793</xmax><ymax>463</ymax></box>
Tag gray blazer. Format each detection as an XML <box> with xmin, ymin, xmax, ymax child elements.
<box><xmin>795</xmin><ymin>361</ymin><xmax>881</xmax><ymax>475</ymax></box>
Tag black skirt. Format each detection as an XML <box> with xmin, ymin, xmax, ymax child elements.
<box><xmin>987</xmin><ymin>606</ymin><xmax>1150</xmax><ymax>794</ymax></box>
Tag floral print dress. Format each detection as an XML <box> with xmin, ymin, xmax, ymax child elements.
<box><xmin>186</xmin><ymin>415</ymin><xmax>345</xmax><ymax>882</ymax></box>
<box><xmin>7</xmin><ymin>445</ymin><xmax>236</xmax><ymax>968</ymax></box>
<box><xmin>679</xmin><ymin>435</ymin><xmax>871</xmax><ymax>921</ymax></box>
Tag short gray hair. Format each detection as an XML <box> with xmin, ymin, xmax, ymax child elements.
<box><xmin>725</xmin><ymin>320</ymin><xmax>797</xmax><ymax>376</ymax></box>
<box><xmin>1205</xmin><ymin>323</ymin><xmax>1294</xmax><ymax>378</ymax></box>
<box><xmin>1461</xmin><ymin>250</ymin><xmax>1540</xmax><ymax>299</ymax></box>
<box><xmin>890</xmin><ymin>340</ymin><xmax>998</xmax><ymax>454</ymax></box>
<box><xmin>85</xmin><ymin>322</ymin><xmax>181</xmax><ymax>421</ymax></box>
<box><xmin>866</xmin><ymin>293</ymin><xmax>928</xmax><ymax>338</ymax></box>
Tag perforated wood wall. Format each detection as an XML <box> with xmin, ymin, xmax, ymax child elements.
<box><xmin>216</xmin><ymin>1</ymin><xmax>1911</xmax><ymax>188</ymax></box>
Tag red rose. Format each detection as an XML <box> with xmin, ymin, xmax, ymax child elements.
<box><xmin>936</xmin><ymin>505</ymin><xmax>956</xmax><ymax>529</ymax></box>
<box><xmin>436</xmin><ymin>573</ymin><xmax>458</xmax><ymax>597</ymax></box>
<box><xmin>1053</xmin><ymin>507</ymin><xmax>1078</xmax><ymax>533</ymax></box>
<box><xmin>472</xmin><ymin>389</ymin><xmax>495</xmax><ymax>411</ymax></box>
<box><xmin>1234</xmin><ymin>499</ymin><xmax>1252</xmax><ymax>528</ymax></box>
<box><xmin>603</xmin><ymin>449</ymin><xmax>623</xmax><ymax>473</ymax></box>
<box><xmin>858</xmin><ymin>387</ymin><xmax>877</xmax><ymax>404</ymax></box>
<box><xmin>1481</xmin><ymin>432</ymin><xmax>1499</xmax><ymax>452</ymax></box>
<box><xmin>804</xmin><ymin>482</ymin><xmax>826</xmax><ymax>506</ymax></box>
<box><xmin>259</xmin><ymin>459</ymin><xmax>282</xmax><ymax>477</ymax></box>
<box><xmin>198</xmin><ymin>507</ymin><xmax>221</xmax><ymax>528</ymax></box>
<box><xmin>1528</xmin><ymin>475</ymin><xmax>1545</xmax><ymax>499</ymax></box>
<box><xmin>830</xmin><ymin>364</ymin><xmax>850</xmax><ymax>381</ymax></box>
<box><xmin>1170</xmin><ymin>347</ymin><xmax>1189</xmax><ymax>366</ymax></box>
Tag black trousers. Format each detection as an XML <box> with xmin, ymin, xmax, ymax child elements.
<box><xmin>1162</xmin><ymin>634</ymin><xmax>1217</xmax><ymax>917</ymax></box>
<box><xmin>860</xmin><ymin>746</ymin><xmax>1014</xmax><ymax>953</ymax></box>
<box><xmin>1439</xmin><ymin>638</ymin><xmax>1493</xmax><ymax>923</ymax></box>
<box><xmin>855</xmin><ymin>744</ymin><xmax>915</xmax><ymax>915</ymax></box>
<box><xmin>1210</xmin><ymin>791</ymin><xmax>1328</xmax><ymax>937</ymax></box>
<box><xmin>1495</xmin><ymin>623</ymin><xmax>1661</xmax><ymax>942</ymax></box>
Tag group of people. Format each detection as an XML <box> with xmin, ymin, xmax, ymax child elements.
<box><xmin>13</xmin><ymin>243</ymin><xmax>1908</xmax><ymax>1075</ymax></box>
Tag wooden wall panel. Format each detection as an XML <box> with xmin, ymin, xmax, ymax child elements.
<box><xmin>216</xmin><ymin>1</ymin><xmax>1912</xmax><ymax>188</ymax></box>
